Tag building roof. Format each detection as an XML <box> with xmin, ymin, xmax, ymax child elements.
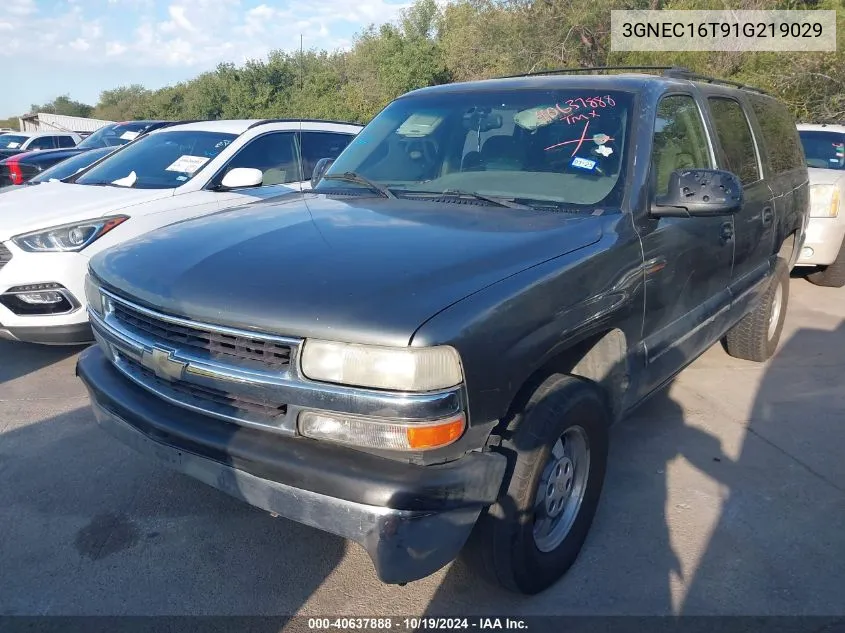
<box><xmin>18</xmin><ymin>112</ymin><xmax>114</xmax><ymax>134</ymax></box>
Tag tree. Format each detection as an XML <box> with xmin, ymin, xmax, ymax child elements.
<box><xmin>29</xmin><ymin>95</ymin><xmax>94</xmax><ymax>117</ymax></box>
<box><xmin>93</xmin><ymin>85</ymin><xmax>151</xmax><ymax>121</ymax></box>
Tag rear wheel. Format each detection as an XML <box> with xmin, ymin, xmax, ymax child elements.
<box><xmin>466</xmin><ymin>374</ymin><xmax>610</xmax><ymax>594</ymax></box>
<box><xmin>807</xmin><ymin>239</ymin><xmax>845</xmax><ymax>288</ymax></box>
<box><xmin>723</xmin><ymin>258</ymin><xmax>789</xmax><ymax>362</ymax></box>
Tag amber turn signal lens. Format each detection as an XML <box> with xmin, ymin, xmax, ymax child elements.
<box><xmin>406</xmin><ymin>415</ymin><xmax>466</xmax><ymax>450</ymax></box>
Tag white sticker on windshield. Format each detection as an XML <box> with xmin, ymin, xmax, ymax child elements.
<box><xmin>166</xmin><ymin>155</ymin><xmax>209</xmax><ymax>174</ymax></box>
<box><xmin>7</xmin><ymin>142</ymin><xmax>20</xmax><ymax>149</ymax></box>
<box><xmin>112</xmin><ymin>171</ymin><xmax>137</xmax><ymax>187</ymax></box>
<box><xmin>120</xmin><ymin>131</ymin><xmax>140</xmax><ymax>141</ymax></box>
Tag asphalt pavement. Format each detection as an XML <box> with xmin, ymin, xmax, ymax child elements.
<box><xmin>1</xmin><ymin>276</ymin><xmax>843</xmax><ymax>616</ymax></box>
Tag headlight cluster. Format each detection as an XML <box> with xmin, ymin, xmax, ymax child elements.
<box><xmin>300</xmin><ymin>340</ymin><xmax>463</xmax><ymax>392</ymax></box>
<box><xmin>13</xmin><ymin>215</ymin><xmax>128</xmax><ymax>252</ymax></box>
<box><xmin>84</xmin><ymin>273</ymin><xmax>105</xmax><ymax>316</ymax></box>
<box><xmin>809</xmin><ymin>185</ymin><xmax>841</xmax><ymax>218</ymax></box>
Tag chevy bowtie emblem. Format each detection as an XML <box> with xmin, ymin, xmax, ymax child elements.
<box><xmin>141</xmin><ymin>346</ymin><xmax>186</xmax><ymax>382</ymax></box>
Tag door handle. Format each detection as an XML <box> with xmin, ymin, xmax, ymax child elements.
<box><xmin>720</xmin><ymin>221</ymin><xmax>734</xmax><ymax>243</ymax></box>
<box><xmin>762</xmin><ymin>207</ymin><xmax>774</xmax><ymax>226</ymax></box>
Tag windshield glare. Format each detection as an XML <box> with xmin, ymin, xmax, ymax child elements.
<box><xmin>76</xmin><ymin>130</ymin><xmax>236</xmax><ymax>189</ymax></box>
<box><xmin>799</xmin><ymin>130</ymin><xmax>845</xmax><ymax>171</ymax></box>
<box><xmin>0</xmin><ymin>135</ymin><xmax>28</xmax><ymax>150</ymax></box>
<box><xmin>319</xmin><ymin>89</ymin><xmax>631</xmax><ymax>207</ymax></box>
<box><xmin>78</xmin><ymin>123</ymin><xmax>150</xmax><ymax>150</ymax></box>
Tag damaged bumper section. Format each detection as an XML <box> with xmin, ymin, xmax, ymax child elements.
<box><xmin>76</xmin><ymin>345</ymin><xmax>507</xmax><ymax>584</ymax></box>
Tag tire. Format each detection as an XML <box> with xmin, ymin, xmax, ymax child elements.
<box><xmin>807</xmin><ymin>239</ymin><xmax>845</xmax><ymax>288</ymax></box>
<box><xmin>465</xmin><ymin>374</ymin><xmax>610</xmax><ymax>594</ymax></box>
<box><xmin>723</xmin><ymin>258</ymin><xmax>789</xmax><ymax>362</ymax></box>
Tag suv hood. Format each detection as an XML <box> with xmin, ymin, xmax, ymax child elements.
<box><xmin>0</xmin><ymin>182</ymin><xmax>173</xmax><ymax>241</ymax></box>
<box><xmin>808</xmin><ymin>167</ymin><xmax>845</xmax><ymax>187</ymax></box>
<box><xmin>92</xmin><ymin>194</ymin><xmax>604</xmax><ymax>346</ymax></box>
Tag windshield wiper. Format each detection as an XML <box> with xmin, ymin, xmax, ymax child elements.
<box><xmin>322</xmin><ymin>172</ymin><xmax>396</xmax><ymax>199</ymax></box>
<box><xmin>437</xmin><ymin>189</ymin><xmax>532</xmax><ymax>210</ymax></box>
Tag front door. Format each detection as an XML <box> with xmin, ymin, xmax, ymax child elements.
<box><xmin>636</xmin><ymin>93</ymin><xmax>734</xmax><ymax>397</ymax></box>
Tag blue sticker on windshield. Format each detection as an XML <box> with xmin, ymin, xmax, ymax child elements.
<box><xmin>571</xmin><ymin>156</ymin><xmax>597</xmax><ymax>171</ymax></box>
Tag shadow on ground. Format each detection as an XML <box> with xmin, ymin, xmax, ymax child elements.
<box><xmin>0</xmin><ymin>340</ymin><xmax>85</xmax><ymax>385</ymax></box>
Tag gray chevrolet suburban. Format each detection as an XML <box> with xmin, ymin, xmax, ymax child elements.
<box><xmin>77</xmin><ymin>68</ymin><xmax>809</xmax><ymax>594</ymax></box>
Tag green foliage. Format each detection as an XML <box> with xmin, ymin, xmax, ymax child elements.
<box><xmin>0</xmin><ymin>117</ymin><xmax>17</xmax><ymax>130</ymax></box>
<box><xmin>29</xmin><ymin>95</ymin><xmax>94</xmax><ymax>118</ymax></box>
<box><xmin>5</xmin><ymin>0</ymin><xmax>843</xmax><ymax>125</ymax></box>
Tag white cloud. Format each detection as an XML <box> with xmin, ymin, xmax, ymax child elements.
<box><xmin>7</xmin><ymin>0</ymin><xmax>36</xmax><ymax>17</ymax></box>
<box><xmin>0</xmin><ymin>0</ymin><xmax>411</xmax><ymax>74</ymax></box>
<box><xmin>69</xmin><ymin>38</ymin><xmax>90</xmax><ymax>51</ymax></box>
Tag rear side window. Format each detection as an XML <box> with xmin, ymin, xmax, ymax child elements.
<box><xmin>707</xmin><ymin>97</ymin><xmax>760</xmax><ymax>185</ymax></box>
<box><xmin>300</xmin><ymin>132</ymin><xmax>354</xmax><ymax>180</ymax></box>
<box><xmin>651</xmin><ymin>94</ymin><xmax>712</xmax><ymax>196</ymax></box>
<box><xmin>27</xmin><ymin>136</ymin><xmax>55</xmax><ymax>150</ymax></box>
<box><xmin>57</xmin><ymin>136</ymin><xmax>76</xmax><ymax>148</ymax></box>
<box><xmin>747</xmin><ymin>95</ymin><xmax>804</xmax><ymax>174</ymax></box>
<box><xmin>799</xmin><ymin>130</ymin><xmax>845</xmax><ymax>170</ymax></box>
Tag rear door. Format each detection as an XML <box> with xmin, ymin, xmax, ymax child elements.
<box><xmin>299</xmin><ymin>131</ymin><xmax>355</xmax><ymax>189</ymax></box>
<box><xmin>704</xmin><ymin>94</ymin><xmax>774</xmax><ymax>305</ymax></box>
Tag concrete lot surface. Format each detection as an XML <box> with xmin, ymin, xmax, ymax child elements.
<box><xmin>1</xmin><ymin>276</ymin><xmax>843</xmax><ymax>616</ymax></box>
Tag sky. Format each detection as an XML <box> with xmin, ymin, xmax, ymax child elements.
<box><xmin>0</xmin><ymin>0</ymin><xmax>410</xmax><ymax>117</ymax></box>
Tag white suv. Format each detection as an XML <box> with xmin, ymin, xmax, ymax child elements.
<box><xmin>0</xmin><ymin>119</ymin><xmax>361</xmax><ymax>344</ymax></box>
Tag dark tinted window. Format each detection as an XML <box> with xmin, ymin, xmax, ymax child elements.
<box><xmin>32</xmin><ymin>147</ymin><xmax>115</xmax><ymax>183</ymax></box>
<box><xmin>798</xmin><ymin>130</ymin><xmax>845</xmax><ymax>170</ymax></box>
<box><xmin>57</xmin><ymin>136</ymin><xmax>77</xmax><ymax>148</ymax></box>
<box><xmin>219</xmin><ymin>132</ymin><xmax>299</xmax><ymax>185</ymax></box>
<box><xmin>707</xmin><ymin>97</ymin><xmax>760</xmax><ymax>185</ymax></box>
<box><xmin>748</xmin><ymin>95</ymin><xmax>804</xmax><ymax>174</ymax></box>
<box><xmin>651</xmin><ymin>95</ymin><xmax>712</xmax><ymax>196</ymax></box>
<box><xmin>27</xmin><ymin>136</ymin><xmax>55</xmax><ymax>150</ymax></box>
<box><xmin>300</xmin><ymin>132</ymin><xmax>354</xmax><ymax>180</ymax></box>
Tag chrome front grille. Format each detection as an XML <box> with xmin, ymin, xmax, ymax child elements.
<box><xmin>111</xmin><ymin>300</ymin><xmax>292</xmax><ymax>370</ymax></box>
<box><xmin>91</xmin><ymin>289</ymin><xmax>301</xmax><ymax>433</ymax></box>
<box><xmin>120</xmin><ymin>354</ymin><xmax>288</xmax><ymax>422</ymax></box>
<box><xmin>0</xmin><ymin>243</ymin><xmax>11</xmax><ymax>272</ymax></box>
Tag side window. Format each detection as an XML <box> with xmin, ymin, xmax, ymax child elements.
<box><xmin>221</xmin><ymin>132</ymin><xmax>299</xmax><ymax>186</ymax></box>
<box><xmin>652</xmin><ymin>95</ymin><xmax>713</xmax><ymax>196</ymax></box>
<box><xmin>57</xmin><ymin>136</ymin><xmax>76</xmax><ymax>148</ymax></box>
<box><xmin>748</xmin><ymin>95</ymin><xmax>805</xmax><ymax>174</ymax></box>
<box><xmin>27</xmin><ymin>136</ymin><xmax>55</xmax><ymax>150</ymax></box>
<box><xmin>707</xmin><ymin>97</ymin><xmax>761</xmax><ymax>185</ymax></box>
<box><xmin>300</xmin><ymin>132</ymin><xmax>354</xmax><ymax>180</ymax></box>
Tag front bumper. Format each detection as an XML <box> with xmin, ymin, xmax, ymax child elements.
<box><xmin>0</xmin><ymin>241</ymin><xmax>91</xmax><ymax>343</ymax></box>
<box><xmin>77</xmin><ymin>345</ymin><xmax>507</xmax><ymax>584</ymax></box>
<box><xmin>796</xmin><ymin>216</ymin><xmax>845</xmax><ymax>266</ymax></box>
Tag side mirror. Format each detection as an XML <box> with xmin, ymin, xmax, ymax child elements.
<box><xmin>219</xmin><ymin>167</ymin><xmax>263</xmax><ymax>190</ymax></box>
<box><xmin>311</xmin><ymin>157</ymin><xmax>335</xmax><ymax>189</ymax></box>
<box><xmin>651</xmin><ymin>169</ymin><xmax>743</xmax><ymax>218</ymax></box>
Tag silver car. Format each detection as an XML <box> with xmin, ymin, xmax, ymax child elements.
<box><xmin>796</xmin><ymin>123</ymin><xmax>845</xmax><ymax>287</ymax></box>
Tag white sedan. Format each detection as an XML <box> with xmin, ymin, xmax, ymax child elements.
<box><xmin>0</xmin><ymin>119</ymin><xmax>361</xmax><ymax>345</ymax></box>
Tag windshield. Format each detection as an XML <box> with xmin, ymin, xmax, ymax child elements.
<box><xmin>78</xmin><ymin>122</ymin><xmax>152</xmax><ymax>150</ymax></box>
<box><xmin>799</xmin><ymin>130</ymin><xmax>845</xmax><ymax>170</ymax></box>
<box><xmin>76</xmin><ymin>130</ymin><xmax>236</xmax><ymax>189</ymax></box>
<box><xmin>317</xmin><ymin>89</ymin><xmax>632</xmax><ymax>207</ymax></box>
<box><xmin>31</xmin><ymin>147</ymin><xmax>115</xmax><ymax>183</ymax></box>
<box><xmin>0</xmin><ymin>135</ymin><xmax>28</xmax><ymax>150</ymax></box>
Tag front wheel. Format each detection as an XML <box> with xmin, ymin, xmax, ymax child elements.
<box><xmin>465</xmin><ymin>374</ymin><xmax>610</xmax><ymax>594</ymax></box>
<box><xmin>723</xmin><ymin>258</ymin><xmax>789</xmax><ymax>362</ymax></box>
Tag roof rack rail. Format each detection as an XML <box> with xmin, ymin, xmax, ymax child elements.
<box><xmin>662</xmin><ymin>67</ymin><xmax>768</xmax><ymax>94</ymax></box>
<box><xmin>500</xmin><ymin>65</ymin><xmax>677</xmax><ymax>78</ymax></box>
<box><xmin>247</xmin><ymin>118</ymin><xmax>362</xmax><ymax>129</ymax></box>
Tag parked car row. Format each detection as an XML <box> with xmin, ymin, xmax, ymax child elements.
<box><xmin>1</xmin><ymin>68</ymin><xmax>838</xmax><ymax>595</ymax></box>
<box><xmin>0</xmin><ymin>131</ymin><xmax>82</xmax><ymax>160</ymax></box>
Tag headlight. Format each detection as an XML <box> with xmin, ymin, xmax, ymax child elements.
<box><xmin>12</xmin><ymin>215</ymin><xmax>128</xmax><ymax>252</ymax></box>
<box><xmin>84</xmin><ymin>273</ymin><xmax>104</xmax><ymax>316</ymax></box>
<box><xmin>300</xmin><ymin>340</ymin><xmax>463</xmax><ymax>391</ymax></box>
<box><xmin>809</xmin><ymin>185</ymin><xmax>840</xmax><ymax>218</ymax></box>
